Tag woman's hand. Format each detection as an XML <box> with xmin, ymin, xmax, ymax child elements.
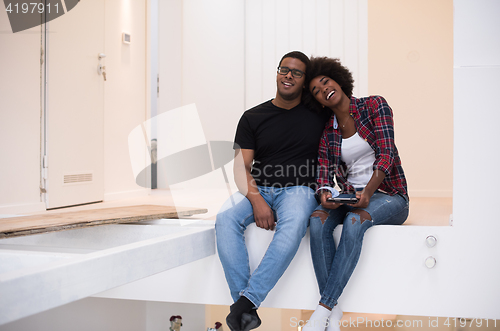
<box><xmin>351</xmin><ymin>189</ymin><xmax>372</xmax><ymax>208</ymax></box>
<box><xmin>320</xmin><ymin>191</ymin><xmax>343</xmax><ymax>210</ymax></box>
<box><xmin>351</xmin><ymin>170</ymin><xmax>386</xmax><ymax>208</ymax></box>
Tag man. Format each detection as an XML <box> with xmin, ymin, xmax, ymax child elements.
<box><xmin>215</xmin><ymin>51</ymin><xmax>328</xmax><ymax>331</ymax></box>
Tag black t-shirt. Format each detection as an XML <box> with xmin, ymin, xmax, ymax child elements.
<box><xmin>234</xmin><ymin>100</ymin><xmax>329</xmax><ymax>188</ymax></box>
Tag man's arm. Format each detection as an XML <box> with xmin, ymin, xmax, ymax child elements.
<box><xmin>233</xmin><ymin>148</ymin><xmax>275</xmax><ymax>230</ymax></box>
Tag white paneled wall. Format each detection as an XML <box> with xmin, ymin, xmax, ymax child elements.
<box><xmin>158</xmin><ymin>0</ymin><xmax>367</xmax><ymax>138</ymax></box>
<box><xmin>181</xmin><ymin>0</ymin><xmax>245</xmax><ymax>142</ymax></box>
<box><xmin>244</xmin><ymin>0</ymin><xmax>367</xmax><ymax>109</ymax></box>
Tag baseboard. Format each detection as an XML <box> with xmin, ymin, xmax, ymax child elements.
<box><xmin>104</xmin><ymin>188</ymin><xmax>151</xmax><ymax>201</ymax></box>
<box><xmin>0</xmin><ymin>202</ymin><xmax>46</xmax><ymax>215</ymax></box>
<box><xmin>407</xmin><ymin>189</ymin><xmax>453</xmax><ymax>198</ymax></box>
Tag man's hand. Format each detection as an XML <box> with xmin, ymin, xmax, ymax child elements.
<box><xmin>320</xmin><ymin>190</ymin><xmax>342</xmax><ymax>210</ymax></box>
<box><xmin>233</xmin><ymin>148</ymin><xmax>276</xmax><ymax>230</ymax></box>
<box><xmin>252</xmin><ymin>199</ymin><xmax>275</xmax><ymax>230</ymax></box>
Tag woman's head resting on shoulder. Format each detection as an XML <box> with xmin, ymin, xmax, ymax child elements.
<box><xmin>303</xmin><ymin>57</ymin><xmax>355</xmax><ymax>112</ymax></box>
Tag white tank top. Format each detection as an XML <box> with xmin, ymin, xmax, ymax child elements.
<box><xmin>341</xmin><ymin>132</ymin><xmax>376</xmax><ymax>188</ymax></box>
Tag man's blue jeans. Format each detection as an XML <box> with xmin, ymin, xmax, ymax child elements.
<box><xmin>216</xmin><ymin>185</ymin><xmax>318</xmax><ymax>307</ymax></box>
<box><xmin>309</xmin><ymin>191</ymin><xmax>409</xmax><ymax>308</ymax></box>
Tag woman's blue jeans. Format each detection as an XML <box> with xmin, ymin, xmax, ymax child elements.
<box><xmin>216</xmin><ymin>185</ymin><xmax>318</xmax><ymax>307</ymax></box>
<box><xmin>309</xmin><ymin>191</ymin><xmax>409</xmax><ymax>308</ymax></box>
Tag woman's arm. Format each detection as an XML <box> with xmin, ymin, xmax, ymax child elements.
<box><xmin>370</xmin><ymin>96</ymin><xmax>397</xmax><ymax>177</ymax></box>
<box><xmin>352</xmin><ymin>96</ymin><xmax>395</xmax><ymax>208</ymax></box>
<box><xmin>316</xmin><ymin>129</ymin><xmax>333</xmax><ymax>189</ymax></box>
<box><xmin>316</xmin><ymin>123</ymin><xmax>343</xmax><ymax>209</ymax></box>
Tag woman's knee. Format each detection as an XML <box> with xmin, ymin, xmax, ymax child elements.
<box><xmin>350</xmin><ymin>209</ymin><xmax>372</xmax><ymax>224</ymax></box>
<box><xmin>342</xmin><ymin>212</ymin><xmax>373</xmax><ymax>237</ymax></box>
<box><xmin>311</xmin><ymin>209</ymin><xmax>330</xmax><ymax>225</ymax></box>
<box><xmin>361</xmin><ymin>192</ymin><xmax>409</xmax><ymax>225</ymax></box>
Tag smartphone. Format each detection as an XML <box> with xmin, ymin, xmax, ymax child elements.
<box><xmin>327</xmin><ymin>194</ymin><xmax>359</xmax><ymax>204</ymax></box>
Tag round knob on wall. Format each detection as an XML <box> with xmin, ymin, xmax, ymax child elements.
<box><xmin>426</xmin><ymin>235</ymin><xmax>437</xmax><ymax>248</ymax></box>
<box><xmin>425</xmin><ymin>256</ymin><xmax>437</xmax><ymax>269</ymax></box>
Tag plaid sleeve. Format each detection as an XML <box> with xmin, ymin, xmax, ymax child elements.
<box><xmin>370</xmin><ymin>96</ymin><xmax>396</xmax><ymax>176</ymax></box>
<box><xmin>316</xmin><ymin>128</ymin><xmax>333</xmax><ymax>192</ymax></box>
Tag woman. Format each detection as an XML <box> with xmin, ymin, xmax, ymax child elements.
<box><xmin>302</xmin><ymin>57</ymin><xmax>409</xmax><ymax>331</ymax></box>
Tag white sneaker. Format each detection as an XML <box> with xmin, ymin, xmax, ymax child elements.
<box><xmin>325</xmin><ymin>306</ymin><xmax>343</xmax><ymax>331</ymax></box>
<box><xmin>302</xmin><ymin>305</ymin><xmax>331</xmax><ymax>331</ymax></box>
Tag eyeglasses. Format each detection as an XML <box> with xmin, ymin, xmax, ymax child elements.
<box><xmin>277</xmin><ymin>66</ymin><xmax>305</xmax><ymax>78</ymax></box>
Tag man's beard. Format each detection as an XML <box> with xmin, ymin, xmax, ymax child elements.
<box><xmin>278</xmin><ymin>88</ymin><xmax>302</xmax><ymax>101</ymax></box>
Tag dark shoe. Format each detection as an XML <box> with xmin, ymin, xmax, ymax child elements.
<box><xmin>226</xmin><ymin>312</ymin><xmax>241</xmax><ymax>331</ymax></box>
<box><xmin>226</xmin><ymin>296</ymin><xmax>255</xmax><ymax>331</ymax></box>
<box><xmin>241</xmin><ymin>309</ymin><xmax>261</xmax><ymax>331</ymax></box>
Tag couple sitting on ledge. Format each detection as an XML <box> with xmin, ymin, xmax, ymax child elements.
<box><xmin>215</xmin><ymin>51</ymin><xmax>409</xmax><ymax>331</ymax></box>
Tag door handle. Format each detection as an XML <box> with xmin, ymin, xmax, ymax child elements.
<box><xmin>97</xmin><ymin>53</ymin><xmax>106</xmax><ymax>81</ymax></box>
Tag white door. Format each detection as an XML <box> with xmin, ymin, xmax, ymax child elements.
<box><xmin>45</xmin><ymin>0</ymin><xmax>104</xmax><ymax>209</ymax></box>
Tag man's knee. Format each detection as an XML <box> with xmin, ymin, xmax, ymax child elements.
<box><xmin>215</xmin><ymin>208</ymin><xmax>243</xmax><ymax>235</ymax></box>
<box><xmin>277</xmin><ymin>212</ymin><xmax>309</xmax><ymax>239</ymax></box>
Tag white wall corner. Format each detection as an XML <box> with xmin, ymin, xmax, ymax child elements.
<box><xmin>0</xmin><ymin>202</ymin><xmax>46</xmax><ymax>216</ymax></box>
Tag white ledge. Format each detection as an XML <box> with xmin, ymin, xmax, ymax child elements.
<box><xmin>0</xmin><ymin>221</ymin><xmax>215</xmax><ymax>326</ymax></box>
<box><xmin>96</xmin><ymin>223</ymin><xmax>459</xmax><ymax>317</ymax></box>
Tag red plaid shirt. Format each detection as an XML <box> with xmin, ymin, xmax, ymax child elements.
<box><xmin>316</xmin><ymin>96</ymin><xmax>408</xmax><ymax>197</ymax></box>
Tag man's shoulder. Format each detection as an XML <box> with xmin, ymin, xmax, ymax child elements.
<box><xmin>244</xmin><ymin>100</ymin><xmax>275</xmax><ymax>114</ymax></box>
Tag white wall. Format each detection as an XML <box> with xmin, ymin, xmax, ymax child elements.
<box><xmin>0</xmin><ymin>0</ymin><xmax>149</xmax><ymax>212</ymax></box>
<box><xmin>182</xmin><ymin>0</ymin><xmax>245</xmax><ymax>143</ymax></box>
<box><xmin>158</xmin><ymin>0</ymin><xmax>367</xmax><ymax>141</ymax></box>
<box><xmin>368</xmin><ymin>0</ymin><xmax>453</xmax><ymax>198</ymax></box>
<box><xmin>155</xmin><ymin>0</ymin><xmax>246</xmax><ymax>202</ymax></box>
<box><xmin>158</xmin><ymin>0</ymin><xmax>245</xmax><ymax>144</ymax></box>
<box><xmin>0</xmin><ymin>14</ymin><xmax>44</xmax><ymax>214</ymax></box>
<box><xmin>245</xmin><ymin>0</ymin><xmax>368</xmax><ymax>109</ymax></box>
<box><xmin>451</xmin><ymin>0</ymin><xmax>500</xmax><ymax>316</ymax></box>
<box><xmin>103</xmin><ymin>0</ymin><xmax>149</xmax><ymax>201</ymax></box>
